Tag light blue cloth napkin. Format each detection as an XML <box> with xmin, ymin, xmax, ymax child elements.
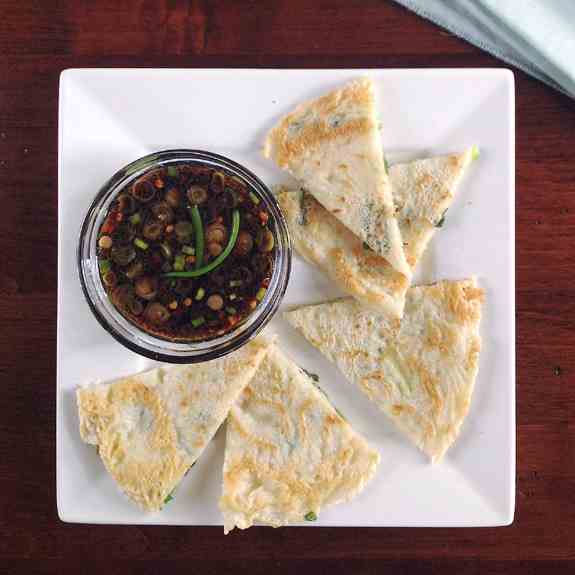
<box><xmin>395</xmin><ymin>0</ymin><xmax>575</xmax><ymax>98</ymax></box>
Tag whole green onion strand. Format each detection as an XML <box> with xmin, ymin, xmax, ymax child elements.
<box><xmin>191</xmin><ymin>205</ymin><xmax>204</xmax><ymax>269</ymax></box>
<box><xmin>163</xmin><ymin>210</ymin><xmax>241</xmax><ymax>279</ymax></box>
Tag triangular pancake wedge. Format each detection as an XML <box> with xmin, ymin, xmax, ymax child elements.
<box><xmin>220</xmin><ymin>344</ymin><xmax>380</xmax><ymax>533</ymax></box>
<box><xmin>275</xmin><ymin>147</ymin><xmax>476</xmax><ymax>318</ymax></box>
<box><xmin>391</xmin><ymin>147</ymin><xmax>478</xmax><ymax>271</ymax></box>
<box><xmin>264</xmin><ymin>77</ymin><xmax>410</xmax><ymax>276</ymax></box>
<box><xmin>284</xmin><ymin>279</ymin><xmax>484</xmax><ymax>463</ymax></box>
<box><xmin>77</xmin><ymin>336</ymin><xmax>273</xmax><ymax>512</ymax></box>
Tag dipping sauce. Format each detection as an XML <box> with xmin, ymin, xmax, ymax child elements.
<box><xmin>96</xmin><ymin>163</ymin><xmax>276</xmax><ymax>342</ymax></box>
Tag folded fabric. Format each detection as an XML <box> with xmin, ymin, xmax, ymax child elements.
<box><xmin>395</xmin><ymin>0</ymin><xmax>575</xmax><ymax>98</ymax></box>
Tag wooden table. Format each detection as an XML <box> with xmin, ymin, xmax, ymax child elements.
<box><xmin>1</xmin><ymin>1</ymin><xmax>573</xmax><ymax>571</ymax></box>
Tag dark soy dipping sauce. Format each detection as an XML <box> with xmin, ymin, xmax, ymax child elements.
<box><xmin>97</xmin><ymin>163</ymin><xmax>276</xmax><ymax>342</ymax></box>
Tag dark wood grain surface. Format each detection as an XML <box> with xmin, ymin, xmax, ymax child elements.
<box><xmin>1</xmin><ymin>0</ymin><xmax>574</xmax><ymax>572</ymax></box>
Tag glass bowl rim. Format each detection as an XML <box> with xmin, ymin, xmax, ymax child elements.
<box><xmin>77</xmin><ymin>148</ymin><xmax>291</xmax><ymax>364</ymax></box>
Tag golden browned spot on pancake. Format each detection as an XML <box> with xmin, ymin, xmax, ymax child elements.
<box><xmin>425</xmin><ymin>320</ymin><xmax>458</xmax><ymax>356</ymax></box>
<box><xmin>391</xmin><ymin>404</ymin><xmax>417</xmax><ymax>417</ymax></box>
<box><xmin>447</xmin><ymin>282</ymin><xmax>484</xmax><ymax>324</ymax></box>
<box><xmin>342</xmin><ymin>349</ymin><xmax>369</xmax><ymax>362</ymax></box>
<box><xmin>404</xmin><ymin>356</ymin><xmax>443</xmax><ymax>413</ymax></box>
<box><xmin>272</xmin><ymin>116</ymin><xmax>372</xmax><ymax>168</ymax></box>
<box><xmin>416</xmin><ymin>173</ymin><xmax>434</xmax><ymax>193</ymax></box>
<box><xmin>360</xmin><ymin>374</ymin><xmax>393</xmax><ymax>401</ymax></box>
<box><xmin>297</xmin><ymin>398</ymin><xmax>315</xmax><ymax>440</ymax></box>
<box><xmin>466</xmin><ymin>337</ymin><xmax>482</xmax><ymax>371</ymax></box>
<box><xmin>448</xmin><ymin>154</ymin><xmax>462</xmax><ymax>168</ymax></box>
<box><xmin>325</xmin><ymin>413</ymin><xmax>340</xmax><ymax>426</ymax></box>
<box><xmin>223</xmin><ymin>458</ymin><xmax>255</xmax><ymax>492</ymax></box>
<box><xmin>463</xmin><ymin>285</ymin><xmax>485</xmax><ymax>303</ymax></box>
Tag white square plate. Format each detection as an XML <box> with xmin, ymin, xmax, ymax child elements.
<box><xmin>58</xmin><ymin>68</ymin><xmax>515</xmax><ymax>526</ymax></box>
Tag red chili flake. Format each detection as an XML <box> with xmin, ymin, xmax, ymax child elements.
<box><xmin>101</xmin><ymin>217</ymin><xmax>117</xmax><ymax>235</ymax></box>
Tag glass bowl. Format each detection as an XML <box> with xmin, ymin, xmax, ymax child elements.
<box><xmin>78</xmin><ymin>149</ymin><xmax>291</xmax><ymax>363</ymax></box>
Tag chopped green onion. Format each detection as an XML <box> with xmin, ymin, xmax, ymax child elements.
<box><xmin>249</xmin><ymin>191</ymin><xmax>260</xmax><ymax>205</ymax></box>
<box><xmin>190</xmin><ymin>205</ymin><xmax>204</xmax><ymax>269</ymax></box>
<box><xmin>229</xmin><ymin>279</ymin><xmax>243</xmax><ymax>288</ymax></box>
<box><xmin>129</xmin><ymin>212</ymin><xmax>141</xmax><ymax>225</ymax></box>
<box><xmin>471</xmin><ymin>145</ymin><xmax>480</xmax><ymax>160</ymax></box>
<box><xmin>225</xmin><ymin>306</ymin><xmax>237</xmax><ymax>315</ymax></box>
<box><xmin>173</xmin><ymin>254</ymin><xmax>186</xmax><ymax>272</ymax></box>
<box><xmin>164</xmin><ymin>493</ymin><xmax>175</xmax><ymax>504</ymax></box>
<box><xmin>134</xmin><ymin>238</ymin><xmax>148</xmax><ymax>250</ymax></box>
<box><xmin>304</xmin><ymin>511</ymin><xmax>317</xmax><ymax>522</ymax></box>
<box><xmin>167</xmin><ymin>165</ymin><xmax>178</xmax><ymax>177</ymax></box>
<box><xmin>229</xmin><ymin>293</ymin><xmax>237</xmax><ymax>301</ymax></box>
<box><xmin>301</xmin><ymin>367</ymin><xmax>319</xmax><ymax>383</ymax></box>
<box><xmin>164</xmin><ymin>210</ymin><xmax>241</xmax><ymax>279</ymax></box>
<box><xmin>99</xmin><ymin>259</ymin><xmax>111</xmax><ymax>275</ymax></box>
<box><xmin>182</xmin><ymin>245</ymin><xmax>195</xmax><ymax>256</ymax></box>
<box><xmin>256</xmin><ymin>287</ymin><xmax>267</xmax><ymax>302</ymax></box>
<box><xmin>384</xmin><ymin>157</ymin><xmax>390</xmax><ymax>173</ymax></box>
<box><xmin>191</xmin><ymin>316</ymin><xmax>205</xmax><ymax>328</ymax></box>
<box><xmin>195</xmin><ymin>287</ymin><xmax>205</xmax><ymax>300</ymax></box>
<box><xmin>435</xmin><ymin>209</ymin><xmax>448</xmax><ymax>228</ymax></box>
<box><xmin>334</xmin><ymin>406</ymin><xmax>347</xmax><ymax>421</ymax></box>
